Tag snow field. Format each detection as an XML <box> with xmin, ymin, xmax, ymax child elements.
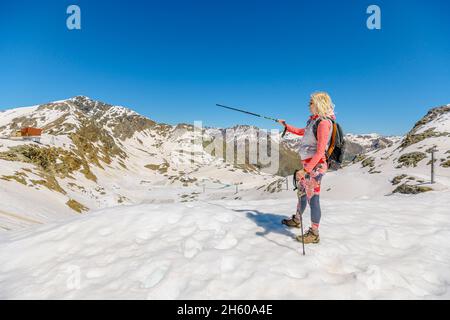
<box><xmin>0</xmin><ymin>191</ymin><xmax>449</xmax><ymax>299</ymax></box>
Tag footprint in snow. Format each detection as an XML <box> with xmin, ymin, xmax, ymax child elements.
<box><xmin>140</xmin><ymin>261</ymin><xmax>171</xmax><ymax>289</ymax></box>
<box><xmin>135</xmin><ymin>231</ymin><xmax>152</xmax><ymax>244</ymax></box>
<box><xmin>179</xmin><ymin>226</ymin><xmax>197</xmax><ymax>237</ymax></box>
<box><xmin>167</xmin><ymin>213</ymin><xmax>182</xmax><ymax>224</ymax></box>
<box><xmin>270</xmin><ymin>265</ymin><xmax>308</xmax><ymax>280</ymax></box>
<box><xmin>86</xmin><ymin>268</ymin><xmax>106</xmax><ymax>279</ymax></box>
<box><xmin>183</xmin><ymin>238</ymin><xmax>203</xmax><ymax>258</ymax></box>
<box><xmin>358</xmin><ymin>265</ymin><xmax>383</xmax><ymax>290</ymax></box>
<box><xmin>98</xmin><ymin>227</ymin><xmax>113</xmax><ymax>236</ymax></box>
<box><xmin>214</xmin><ymin>232</ymin><xmax>238</xmax><ymax>250</ymax></box>
<box><xmin>220</xmin><ymin>255</ymin><xmax>237</xmax><ymax>272</ymax></box>
<box><xmin>214</xmin><ymin>213</ymin><xmax>234</xmax><ymax>223</ymax></box>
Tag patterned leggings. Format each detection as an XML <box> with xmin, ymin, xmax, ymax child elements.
<box><xmin>295</xmin><ymin>162</ymin><xmax>327</xmax><ymax>226</ymax></box>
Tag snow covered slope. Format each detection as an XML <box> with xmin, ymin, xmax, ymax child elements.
<box><xmin>0</xmin><ymin>191</ymin><xmax>449</xmax><ymax>299</ymax></box>
<box><xmin>324</xmin><ymin>105</ymin><xmax>450</xmax><ymax>199</ymax></box>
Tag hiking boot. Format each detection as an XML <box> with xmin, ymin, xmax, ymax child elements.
<box><xmin>282</xmin><ymin>215</ymin><xmax>302</xmax><ymax>228</ymax></box>
<box><xmin>296</xmin><ymin>227</ymin><xmax>320</xmax><ymax>244</ymax></box>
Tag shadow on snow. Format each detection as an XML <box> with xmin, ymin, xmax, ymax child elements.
<box><xmin>233</xmin><ymin>209</ymin><xmax>296</xmax><ymax>239</ymax></box>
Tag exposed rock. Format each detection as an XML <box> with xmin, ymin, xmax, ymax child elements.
<box><xmin>31</xmin><ymin>177</ymin><xmax>66</xmax><ymax>194</ymax></box>
<box><xmin>352</xmin><ymin>154</ymin><xmax>367</xmax><ymax>164</ymax></box>
<box><xmin>0</xmin><ymin>145</ymin><xmax>96</xmax><ymax>182</ymax></box>
<box><xmin>393</xmin><ymin>183</ymin><xmax>433</xmax><ymax>194</ymax></box>
<box><xmin>397</xmin><ymin>152</ymin><xmax>426</xmax><ymax>168</ymax></box>
<box><xmin>344</xmin><ymin>141</ymin><xmax>365</xmax><ymax>162</ymax></box>
<box><xmin>391</xmin><ymin>174</ymin><xmax>408</xmax><ymax>185</ymax></box>
<box><xmin>371</xmin><ymin>137</ymin><xmax>394</xmax><ymax>149</ymax></box>
<box><xmin>361</xmin><ymin>157</ymin><xmax>375</xmax><ymax>168</ymax></box>
<box><xmin>441</xmin><ymin>160</ymin><xmax>450</xmax><ymax>168</ymax></box>
<box><xmin>66</xmin><ymin>199</ymin><xmax>88</xmax><ymax>213</ymax></box>
<box><xmin>117</xmin><ymin>195</ymin><xmax>129</xmax><ymax>204</ymax></box>
<box><xmin>1</xmin><ymin>172</ymin><xmax>27</xmax><ymax>185</ymax></box>
<box><xmin>145</xmin><ymin>161</ymin><xmax>169</xmax><ymax>174</ymax></box>
<box><xmin>69</xmin><ymin>119</ymin><xmax>127</xmax><ymax>167</ymax></box>
<box><xmin>263</xmin><ymin>178</ymin><xmax>285</xmax><ymax>193</ymax></box>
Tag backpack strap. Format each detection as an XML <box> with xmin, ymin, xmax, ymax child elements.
<box><xmin>312</xmin><ymin>119</ymin><xmax>320</xmax><ymax>139</ymax></box>
<box><xmin>313</xmin><ymin>117</ymin><xmax>337</xmax><ymax>162</ymax></box>
<box><xmin>313</xmin><ymin>117</ymin><xmax>333</xmax><ymax>139</ymax></box>
<box><xmin>326</xmin><ymin>121</ymin><xmax>338</xmax><ymax>159</ymax></box>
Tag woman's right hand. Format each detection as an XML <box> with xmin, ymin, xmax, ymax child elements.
<box><xmin>278</xmin><ymin>119</ymin><xmax>287</xmax><ymax>126</ymax></box>
<box><xmin>296</xmin><ymin>169</ymin><xmax>306</xmax><ymax>181</ymax></box>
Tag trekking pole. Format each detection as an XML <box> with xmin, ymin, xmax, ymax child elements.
<box><xmin>299</xmin><ymin>213</ymin><xmax>305</xmax><ymax>256</ymax></box>
<box><xmin>216</xmin><ymin>104</ymin><xmax>288</xmax><ymax>137</ymax></box>
<box><xmin>293</xmin><ymin>172</ymin><xmax>305</xmax><ymax>255</ymax></box>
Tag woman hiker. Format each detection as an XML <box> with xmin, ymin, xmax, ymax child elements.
<box><xmin>277</xmin><ymin>92</ymin><xmax>336</xmax><ymax>244</ymax></box>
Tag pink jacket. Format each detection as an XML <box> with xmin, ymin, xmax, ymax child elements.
<box><xmin>285</xmin><ymin>115</ymin><xmax>335</xmax><ymax>173</ymax></box>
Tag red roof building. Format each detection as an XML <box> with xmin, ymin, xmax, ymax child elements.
<box><xmin>20</xmin><ymin>127</ymin><xmax>42</xmax><ymax>137</ymax></box>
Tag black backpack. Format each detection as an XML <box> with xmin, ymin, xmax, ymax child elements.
<box><xmin>313</xmin><ymin>118</ymin><xmax>346</xmax><ymax>170</ymax></box>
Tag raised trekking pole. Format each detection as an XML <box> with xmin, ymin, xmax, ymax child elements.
<box><xmin>216</xmin><ymin>104</ymin><xmax>288</xmax><ymax>137</ymax></box>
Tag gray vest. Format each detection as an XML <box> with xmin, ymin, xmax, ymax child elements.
<box><xmin>299</xmin><ymin>118</ymin><xmax>333</xmax><ymax>160</ymax></box>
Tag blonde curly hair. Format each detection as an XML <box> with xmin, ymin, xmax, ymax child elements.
<box><xmin>309</xmin><ymin>92</ymin><xmax>335</xmax><ymax>117</ymax></box>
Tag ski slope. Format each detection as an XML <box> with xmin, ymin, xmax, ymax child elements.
<box><xmin>0</xmin><ymin>190</ymin><xmax>449</xmax><ymax>299</ymax></box>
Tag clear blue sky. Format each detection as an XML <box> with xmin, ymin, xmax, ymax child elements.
<box><xmin>0</xmin><ymin>0</ymin><xmax>449</xmax><ymax>135</ymax></box>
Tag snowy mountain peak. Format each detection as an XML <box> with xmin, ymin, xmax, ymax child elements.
<box><xmin>413</xmin><ymin>105</ymin><xmax>450</xmax><ymax>131</ymax></box>
<box><xmin>400</xmin><ymin>104</ymin><xmax>450</xmax><ymax>149</ymax></box>
<box><xmin>70</xmin><ymin>95</ymin><xmax>93</xmax><ymax>101</ymax></box>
